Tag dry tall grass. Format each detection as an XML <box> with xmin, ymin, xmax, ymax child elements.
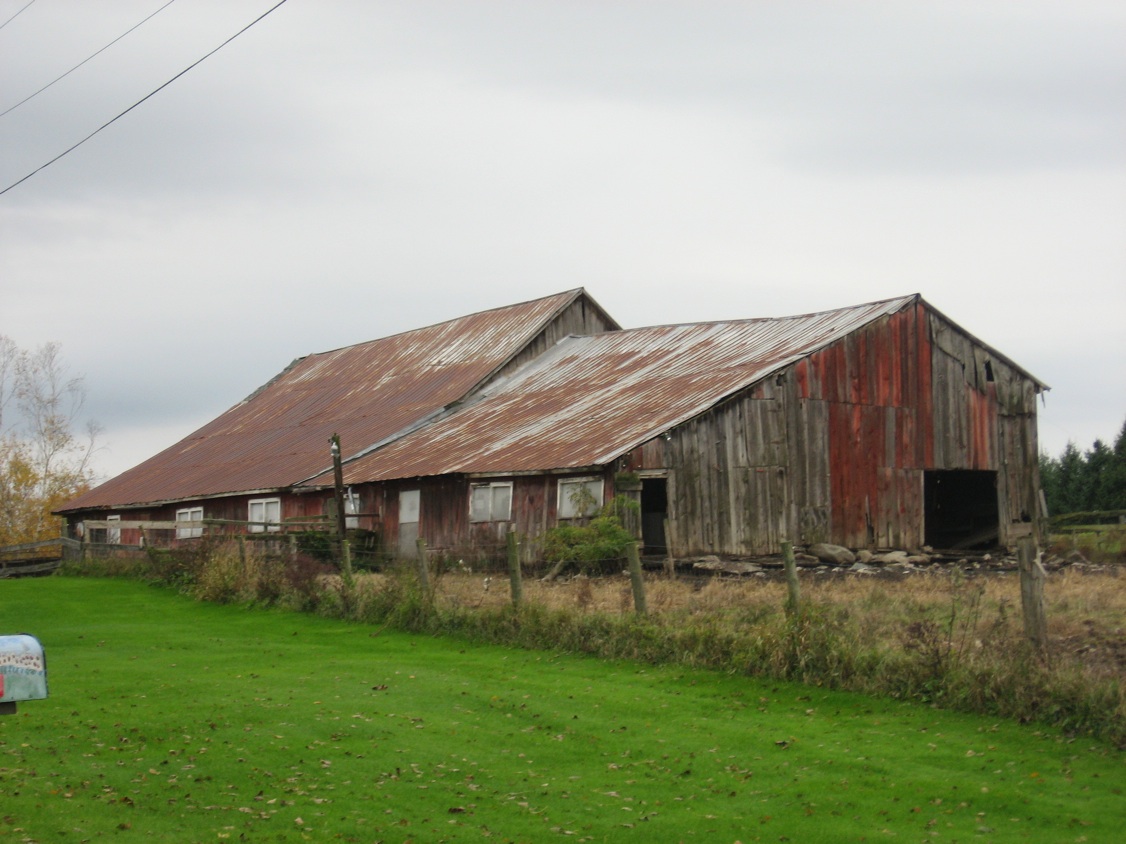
<box><xmin>423</xmin><ymin>566</ymin><xmax>1126</xmax><ymax>677</ymax></box>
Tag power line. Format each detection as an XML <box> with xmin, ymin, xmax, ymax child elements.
<box><xmin>0</xmin><ymin>0</ymin><xmax>292</xmax><ymax>197</ymax></box>
<box><xmin>1</xmin><ymin>0</ymin><xmax>180</xmax><ymax>119</ymax></box>
<box><xmin>0</xmin><ymin>0</ymin><xmax>37</xmax><ymax>31</ymax></box>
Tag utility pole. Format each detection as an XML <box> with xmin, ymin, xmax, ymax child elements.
<box><xmin>330</xmin><ymin>434</ymin><xmax>347</xmax><ymax>540</ymax></box>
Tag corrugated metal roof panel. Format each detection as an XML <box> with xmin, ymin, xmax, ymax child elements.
<box><xmin>324</xmin><ymin>295</ymin><xmax>920</xmax><ymax>483</ymax></box>
<box><xmin>60</xmin><ymin>289</ymin><xmax>601</xmax><ymax>511</ymax></box>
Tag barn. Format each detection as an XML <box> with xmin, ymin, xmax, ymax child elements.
<box><xmin>57</xmin><ymin>291</ymin><xmax>1047</xmax><ymax>561</ymax></box>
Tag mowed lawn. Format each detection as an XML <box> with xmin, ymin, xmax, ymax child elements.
<box><xmin>1</xmin><ymin>578</ymin><xmax>1121</xmax><ymax>843</ymax></box>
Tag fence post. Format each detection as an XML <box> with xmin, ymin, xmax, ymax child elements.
<box><xmin>782</xmin><ymin>540</ymin><xmax>801</xmax><ymax>617</ymax></box>
<box><xmin>288</xmin><ymin>533</ymin><xmax>298</xmax><ymax>562</ymax></box>
<box><xmin>663</xmin><ymin>518</ymin><xmax>675</xmax><ymax>578</ymax></box>
<box><xmin>337</xmin><ymin>538</ymin><xmax>355</xmax><ymax>593</ymax></box>
<box><xmin>238</xmin><ymin>535</ymin><xmax>247</xmax><ymax>567</ymax></box>
<box><xmin>626</xmin><ymin>541</ymin><xmax>648</xmax><ymax>616</ymax></box>
<box><xmin>507</xmin><ymin>529</ymin><xmax>523</xmax><ymax>607</ymax></box>
<box><xmin>414</xmin><ymin>538</ymin><xmax>430</xmax><ymax>591</ymax></box>
<box><xmin>1018</xmin><ymin>535</ymin><xmax>1047</xmax><ymax>653</ymax></box>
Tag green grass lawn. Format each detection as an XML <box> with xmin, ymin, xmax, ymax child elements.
<box><xmin>1</xmin><ymin>578</ymin><xmax>1122</xmax><ymax>843</ymax></box>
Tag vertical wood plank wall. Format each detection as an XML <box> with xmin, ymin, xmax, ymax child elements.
<box><xmin>665</xmin><ymin>303</ymin><xmax>1041</xmax><ymax>555</ymax></box>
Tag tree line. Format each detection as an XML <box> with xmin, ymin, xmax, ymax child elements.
<box><xmin>1</xmin><ymin>336</ymin><xmax>99</xmax><ymax>547</ymax></box>
<box><xmin>1039</xmin><ymin>417</ymin><xmax>1126</xmax><ymax>517</ymax></box>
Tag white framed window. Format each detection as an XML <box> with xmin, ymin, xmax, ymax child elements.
<box><xmin>176</xmin><ymin>506</ymin><xmax>204</xmax><ymax>539</ymax></box>
<box><xmin>106</xmin><ymin>514</ymin><xmax>121</xmax><ymax>545</ymax></box>
<box><xmin>470</xmin><ymin>482</ymin><xmax>513</xmax><ymax>523</ymax></box>
<box><xmin>248</xmin><ymin>498</ymin><xmax>281</xmax><ymax>533</ymax></box>
<box><xmin>344</xmin><ymin>489</ymin><xmax>360</xmax><ymax>530</ymax></box>
<box><xmin>558</xmin><ymin>477</ymin><xmax>603</xmax><ymax>519</ymax></box>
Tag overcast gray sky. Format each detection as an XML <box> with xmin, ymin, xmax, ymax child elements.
<box><xmin>2</xmin><ymin>0</ymin><xmax>1123</xmax><ymax>481</ymax></box>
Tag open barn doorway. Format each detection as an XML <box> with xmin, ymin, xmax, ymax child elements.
<box><xmin>924</xmin><ymin>470</ymin><xmax>999</xmax><ymax>550</ymax></box>
<box><xmin>641</xmin><ymin>478</ymin><xmax>668</xmax><ymax>553</ymax></box>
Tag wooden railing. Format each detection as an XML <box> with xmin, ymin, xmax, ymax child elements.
<box><xmin>0</xmin><ymin>537</ymin><xmax>82</xmax><ymax>577</ymax></box>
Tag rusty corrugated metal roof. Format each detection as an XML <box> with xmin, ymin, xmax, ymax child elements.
<box><xmin>59</xmin><ymin>289</ymin><xmax>608</xmax><ymax>511</ymax></box>
<box><xmin>317</xmin><ymin>295</ymin><xmax>922</xmax><ymax>483</ymax></box>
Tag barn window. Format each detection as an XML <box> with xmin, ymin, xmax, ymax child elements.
<box><xmin>470</xmin><ymin>482</ymin><xmax>512</xmax><ymax>523</ymax></box>
<box><xmin>176</xmin><ymin>507</ymin><xmax>204</xmax><ymax>539</ymax></box>
<box><xmin>344</xmin><ymin>489</ymin><xmax>360</xmax><ymax>529</ymax></box>
<box><xmin>558</xmin><ymin>477</ymin><xmax>603</xmax><ymax>519</ymax></box>
<box><xmin>248</xmin><ymin>498</ymin><xmax>281</xmax><ymax>533</ymax></box>
<box><xmin>106</xmin><ymin>514</ymin><xmax>121</xmax><ymax>545</ymax></box>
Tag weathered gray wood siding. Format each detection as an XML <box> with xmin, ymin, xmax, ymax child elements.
<box><xmin>494</xmin><ymin>295</ymin><xmax>620</xmax><ymax>380</ymax></box>
<box><xmin>661</xmin><ymin>302</ymin><xmax>1042</xmax><ymax>555</ymax></box>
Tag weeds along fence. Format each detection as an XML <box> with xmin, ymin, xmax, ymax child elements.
<box><xmin>74</xmin><ymin>518</ymin><xmax>389</xmax><ymax>570</ymax></box>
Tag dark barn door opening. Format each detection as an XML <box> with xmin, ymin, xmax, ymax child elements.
<box><xmin>641</xmin><ymin>478</ymin><xmax>668</xmax><ymax>553</ymax></box>
<box><xmin>924</xmin><ymin>470</ymin><xmax>999</xmax><ymax>550</ymax></box>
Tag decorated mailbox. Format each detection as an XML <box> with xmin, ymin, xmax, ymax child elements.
<box><xmin>0</xmin><ymin>634</ymin><xmax>48</xmax><ymax>715</ymax></box>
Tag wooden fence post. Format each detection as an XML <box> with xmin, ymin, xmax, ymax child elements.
<box><xmin>1018</xmin><ymin>535</ymin><xmax>1047</xmax><ymax>653</ymax></box>
<box><xmin>663</xmin><ymin>518</ymin><xmax>675</xmax><ymax>578</ymax></box>
<box><xmin>238</xmin><ymin>535</ymin><xmax>247</xmax><ymax>567</ymax></box>
<box><xmin>341</xmin><ymin>538</ymin><xmax>354</xmax><ymax>585</ymax></box>
<box><xmin>782</xmin><ymin>540</ymin><xmax>801</xmax><ymax>617</ymax></box>
<box><xmin>507</xmin><ymin>529</ymin><xmax>523</xmax><ymax>607</ymax></box>
<box><xmin>414</xmin><ymin>538</ymin><xmax>430</xmax><ymax>592</ymax></box>
<box><xmin>626</xmin><ymin>542</ymin><xmax>648</xmax><ymax>616</ymax></box>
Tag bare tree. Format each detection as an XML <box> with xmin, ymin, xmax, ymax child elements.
<box><xmin>0</xmin><ymin>336</ymin><xmax>100</xmax><ymax>545</ymax></box>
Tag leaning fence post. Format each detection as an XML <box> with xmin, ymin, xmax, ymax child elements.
<box><xmin>414</xmin><ymin>538</ymin><xmax>430</xmax><ymax>591</ymax></box>
<box><xmin>1018</xmin><ymin>535</ymin><xmax>1047</xmax><ymax>653</ymax></box>
<box><xmin>782</xmin><ymin>540</ymin><xmax>801</xmax><ymax>617</ymax></box>
<box><xmin>506</xmin><ymin>529</ymin><xmax>523</xmax><ymax>607</ymax></box>
<box><xmin>626</xmin><ymin>541</ymin><xmax>648</xmax><ymax>616</ymax></box>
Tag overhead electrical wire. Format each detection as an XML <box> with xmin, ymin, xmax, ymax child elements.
<box><xmin>1</xmin><ymin>0</ymin><xmax>180</xmax><ymax>119</ymax></box>
<box><xmin>0</xmin><ymin>0</ymin><xmax>37</xmax><ymax>32</ymax></box>
<box><xmin>0</xmin><ymin>0</ymin><xmax>291</xmax><ymax>197</ymax></box>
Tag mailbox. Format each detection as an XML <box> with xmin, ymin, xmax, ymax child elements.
<box><xmin>0</xmin><ymin>634</ymin><xmax>48</xmax><ymax>715</ymax></box>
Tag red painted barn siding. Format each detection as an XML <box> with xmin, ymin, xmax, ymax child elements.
<box><xmin>665</xmin><ymin>303</ymin><xmax>1040</xmax><ymax>555</ymax></box>
<box><xmin>817</xmin><ymin>307</ymin><xmax>924</xmax><ymax>548</ymax></box>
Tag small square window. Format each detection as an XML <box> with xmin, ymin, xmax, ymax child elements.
<box><xmin>470</xmin><ymin>482</ymin><xmax>513</xmax><ymax>523</ymax></box>
<box><xmin>248</xmin><ymin>498</ymin><xmax>281</xmax><ymax>533</ymax></box>
<box><xmin>176</xmin><ymin>507</ymin><xmax>204</xmax><ymax>539</ymax></box>
<box><xmin>558</xmin><ymin>478</ymin><xmax>603</xmax><ymax>519</ymax></box>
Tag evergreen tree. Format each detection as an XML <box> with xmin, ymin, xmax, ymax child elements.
<box><xmin>1040</xmin><ymin>415</ymin><xmax>1126</xmax><ymax>516</ymax></box>
<box><xmin>1106</xmin><ymin>418</ymin><xmax>1126</xmax><ymax>509</ymax></box>
<box><xmin>1055</xmin><ymin>441</ymin><xmax>1085</xmax><ymax>514</ymax></box>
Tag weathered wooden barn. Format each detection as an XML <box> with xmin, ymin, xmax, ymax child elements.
<box><xmin>58</xmin><ymin>291</ymin><xmax>1047</xmax><ymax>560</ymax></box>
<box><xmin>56</xmin><ymin>289</ymin><xmax>620</xmax><ymax>545</ymax></box>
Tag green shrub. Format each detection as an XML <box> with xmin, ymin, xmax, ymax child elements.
<box><xmin>543</xmin><ymin>495</ymin><xmax>639</xmax><ymax>574</ymax></box>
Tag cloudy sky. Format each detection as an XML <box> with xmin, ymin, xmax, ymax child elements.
<box><xmin>1</xmin><ymin>0</ymin><xmax>1123</xmax><ymax>481</ymax></box>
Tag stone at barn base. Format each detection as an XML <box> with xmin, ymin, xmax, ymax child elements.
<box><xmin>807</xmin><ymin>543</ymin><xmax>856</xmax><ymax>566</ymax></box>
